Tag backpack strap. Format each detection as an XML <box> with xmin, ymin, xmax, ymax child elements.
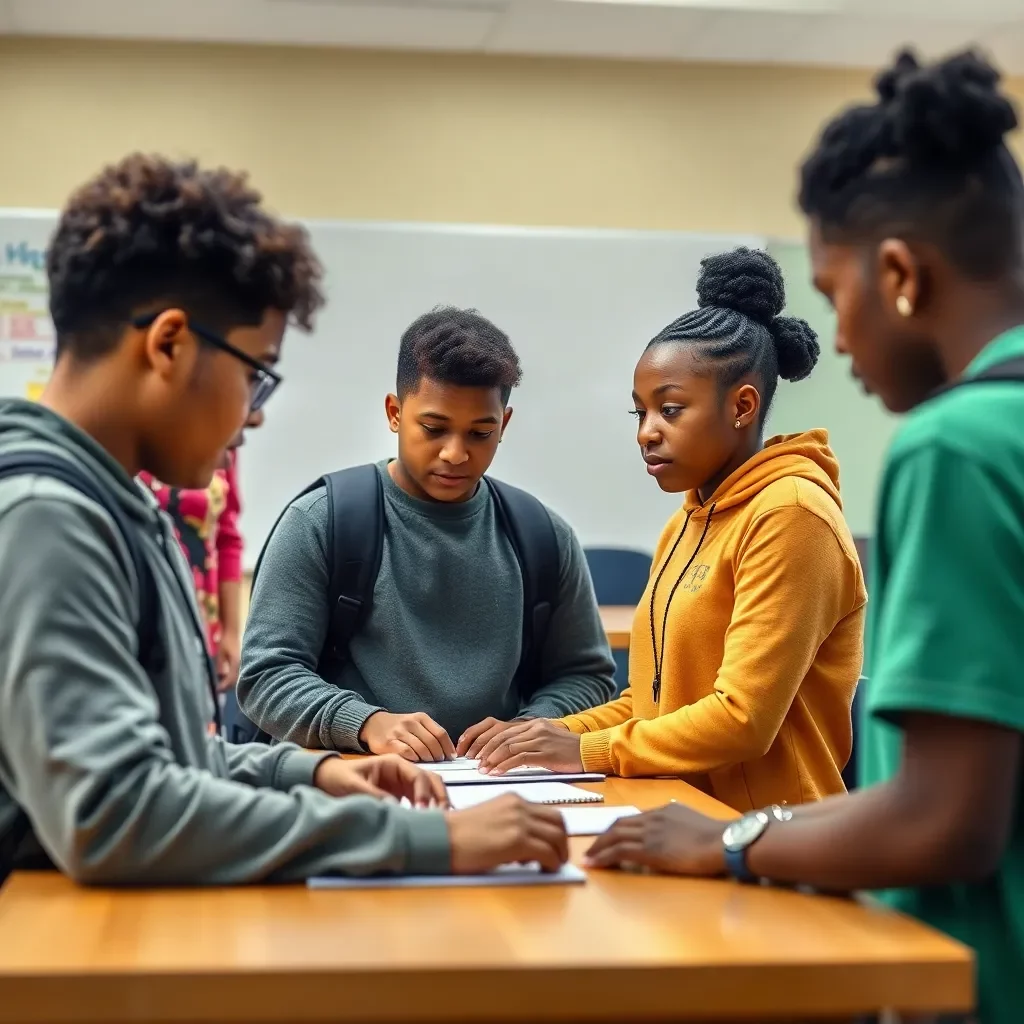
<box><xmin>250</xmin><ymin>464</ymin><xmax>384</xmax><ymax>671</ymax></box>
<box><xmin>486</xmin><ymin>478</ymin><xmax>560</xmax><ymax>700</ymax></box>
<box><xmin>321</xmin><ymin>465</ymin><xmax>385</xmax><ymax>664</ymax></box>
<box><xmin>0</xmin><ymin>451</ymin><xmax>158</xmax><ymax>664</ymax></box>
<box><xmin>0</xmin><ymin>450</ymin><xmax>160</xmax><ymax>883</ymax></box>
<box><xmin>930</xmin><ymin>355</ymin><xmax>1024</xmax><ymax>399</ymax></box>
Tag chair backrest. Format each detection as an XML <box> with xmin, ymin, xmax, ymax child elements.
<box><xmin>584</xmin><ymin>547</ymin><xmax>652</xmax><ymax>606</ymax></box>
<box><xmin>584</xmin><ymin>547</ymin><xmax>652</xmax><ymax>695</ymax></box>
<box><xmin>842</xmin><ymin>678</ymin><xmax>866</xmax><ymax>791</ymax></box>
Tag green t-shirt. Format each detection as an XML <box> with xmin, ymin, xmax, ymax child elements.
<box><xmin>861</xmin><ymin>326</ymin><xmax>1024</xmax><ymax>1024</ymax></box>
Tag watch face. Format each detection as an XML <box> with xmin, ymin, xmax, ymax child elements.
<box><xmin>722</xmin><ymin>811</ymin><xmax>769</xmax><ymax>853</ymax></box>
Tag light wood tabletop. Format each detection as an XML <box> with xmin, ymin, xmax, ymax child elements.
<box><xmin>599</xmin><ymin>604</ymin><xmax>635</xmax><ymax>650</ymax></box>
<box><xmin>0</xmin><ymin>775</ymin><xmax>972</xmax><ymax>1024</ymax></box>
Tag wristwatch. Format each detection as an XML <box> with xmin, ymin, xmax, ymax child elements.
<box><xmin>722</xmin><ymin>804</ymin><xmax>792</xmax><ymax>883</ymax></box>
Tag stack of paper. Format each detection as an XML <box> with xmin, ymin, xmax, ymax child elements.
<box><xmin>447</xmin><ymin>781</ymin><xmax>604</xmax><ymax>810</ymax></box>
<box><xmin>421</xmin><ymin>757</ymin><xmax>603</xmax><ymax>786</ymax></box>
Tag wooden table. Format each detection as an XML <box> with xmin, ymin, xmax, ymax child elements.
<box><xmin>599</xmin><ymin>604</ymin><xmax>635</xmax><ymax>650</ymax></box>
<box><xmin>0</xmin><ymin>776</ymin><xmax>972</xmax><ymax>1024</ymax></box>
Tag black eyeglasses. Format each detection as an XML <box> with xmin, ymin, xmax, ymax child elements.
<box><xmin>132</xmin><ymin>313</ymin><xmax>283</xmax><ymax>413</ymax></box>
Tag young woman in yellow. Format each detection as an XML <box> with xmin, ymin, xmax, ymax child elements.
<box><xmin>475</xmin><ymin>247</ymin><xmax>867</xmax><ymax>811</ymax></box>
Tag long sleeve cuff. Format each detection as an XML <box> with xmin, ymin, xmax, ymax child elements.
<box><xmin>271</xmin><ymin>746</ymin><xmax>337</xmax><ymax>791</ymax></box>
<box><xmin>579</xmin><ymin>730</ymin><xmax>616</xmax><ymax>775</ymax></box>
<box><xmin>400</xmin><ymin>808</ymin><xmax>452</xmax><ymax>874</ymax></box>
<box><xmin>329</xmin><ymin>700</ymin><xmax>387</xmax><ymax>751</ymax></box>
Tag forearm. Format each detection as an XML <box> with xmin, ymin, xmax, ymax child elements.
<box><xmin>748</xmin><ymin>782</ymin><xmax>971</xmax><ymax>892</ymax></box>
<box><xmin>560</xmin><ymin>691</ymin><xmax>635</xmax><ymax>734</ymax></box>
<box><xmin>236</xmin><ymin>660</ymin><xmax>384</xmax><ymax>751</ymax></box>
<box><xmin>521</xmin><ymin>672</ymin><xmax>617</xmax><ymax>720</ymax></box>
<box><xmin>42</xmin><ymin>759</ymin><xmax>448</xmax><ymax>885</ymax></box>
<box><xmin>585</xmin><ymin>691</ymin><xmax>772</xmax><ymax>777</ymax></box>
<box><xmin>213</xmin><ymin>734</ymin><xmax>335</xmax><ymax>791</ymax></box>
<box><xmin>218</xmin><ymin>580</ymin><xmax>242</xmax><ymax>640</ymax></box>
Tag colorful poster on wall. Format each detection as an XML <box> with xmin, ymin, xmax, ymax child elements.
<box><xmin>0</xmin><ymin>212</ymin><xmax>59</xmax><ymax>401</ymax></box>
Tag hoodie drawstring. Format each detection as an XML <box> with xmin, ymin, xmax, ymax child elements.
<box><xmin>648</xmin><ymin>503</ymin><xmax>716</xmax><ymax>704</ymax></box>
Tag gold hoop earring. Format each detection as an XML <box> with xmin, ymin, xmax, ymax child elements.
<box><xmin>896</xmin><ymin>295</ymin><xmax>913</xmax><ymax>317</ymax></box>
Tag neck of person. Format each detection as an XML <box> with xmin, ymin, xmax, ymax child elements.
<box><xmin>40</xmin><ymin>358</ymin><xmax>142</xmax><ymax>479</ymax></box>
<box><xmin>936</xmin><ymin>278</ymin><xmax>1024</xmax><ymax>380</ymax></box>
<box><xmin>697</xmin><ymin>433</ymin><xmax>763</xmax><ymax>506</ymax></box>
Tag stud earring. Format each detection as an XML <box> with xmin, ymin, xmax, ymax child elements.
<box><xmin>735</xmin><ymin>419</ymin><xmax>742</xmax><ymax>429</ymax></box>
<box><xmin>896</xmin><ymin>295</ymin><xmax>913</xmax><ymax>317</ymax></box>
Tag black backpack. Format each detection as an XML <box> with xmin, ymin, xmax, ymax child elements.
<box><xmin>0</xmin><ymin>450</ymin><xmax>161</xmax><ymax>883</ymax></box>
<box><xmin>246</xmin><ymin>465</ymin><xmax>561</xmax><ymax>742</ymax></box>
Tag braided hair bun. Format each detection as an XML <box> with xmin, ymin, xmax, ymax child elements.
<box><xmin>696</xmin><ymin>247</ymin><xmax>820</xmax><ymax>382</ymax></box>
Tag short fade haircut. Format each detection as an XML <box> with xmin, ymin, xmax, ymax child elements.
<box><xmin>396</xmin><ymin>306</ymin><xmax>522</xmax><ymax>404</ymax></box>
<box><xmin>47</xmin><ymin>153</ymin><xmax>325</xmax><ymax>360</ymax></box>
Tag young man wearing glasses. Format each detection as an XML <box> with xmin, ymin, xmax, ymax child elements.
<box><xmin>133</xmin><ymin>314</ymin><xmax>284</xmax><ymax>726</ymax></box>
<box><xmin>0</xmin><ymin>153</ymin><xmax>570</xmax><ymax>885</ymax></box>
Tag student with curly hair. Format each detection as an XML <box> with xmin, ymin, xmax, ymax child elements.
<box><xmin>0</xmin><ymin>154</ymin><xmax>570</xmax><ymax>885</ymax></box>
<box><xmin>238</xmin><ymin>306</ymin><xmax>616</xmax><ymax>758</ymax></box>
<box><xmin>585</xmin><ymin>49</ymin><xmax>1024</xmax><ymax>1023</ymax></box>
<box><xmin>477</xmin><ymin>248</ymin><xmax>867</xmax><ymax>812</ymax></box>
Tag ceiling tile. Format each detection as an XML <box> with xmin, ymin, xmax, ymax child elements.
<box><xmin>7</xmin><ymin>0</ymin><xmax>499</xmax><ymax>50</ymax></box>
<box><xmin>673</xmin><ymin>10</ymin><xmax>819</xmax><ymax>63</ymax></box>
<box><xmin>487</xmin><ymin>0</ymin><xmax>710</xmax><ymax>60</ymax></box>
<box><xmin>784</xmin><ymin>14</ymin><xmax>996</xmax><ymax>69</ymax></box>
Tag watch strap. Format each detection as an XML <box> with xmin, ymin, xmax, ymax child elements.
<box><xmin>723</xmin><ymin>843</ymin><xmax>758</xmax><ymax>883</ymax></box>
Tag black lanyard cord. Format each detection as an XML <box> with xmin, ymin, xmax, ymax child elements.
<box><xmin>648</xmin><ymin>504</ymin><xmax>715</xmax><ymax>704</ymax></box>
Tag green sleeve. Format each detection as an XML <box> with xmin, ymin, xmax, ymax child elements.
<box><xmin>868</xmin><ymin>444</ymin><xmax>1024</xmax><ymax>732</ymax></box>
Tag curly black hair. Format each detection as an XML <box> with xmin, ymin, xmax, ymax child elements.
<box><xmin>648</xmin><ymin>247</ymin><xmax>819</xmax><ymax>424</ymax></box>
<box><xmin>396</xmin><ymin>306</ymin><xmax>522</xmax><ymax>405</ymax></box>
<box><xmin>799</xmin><ymin>48</ymin><xmax>1024</xmax><ymax>279</ymax></box>
<box><xmin>47</xmin><ymin>153</ymin><xmax>325</xmax><ymax>360</ymax></box>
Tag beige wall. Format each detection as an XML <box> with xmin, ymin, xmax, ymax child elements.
<box><xmin>0</xmin><ymin>38</ymin><xmax>909</xmax><ymax>238</ymax></box>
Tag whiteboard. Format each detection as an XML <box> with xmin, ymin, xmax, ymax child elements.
<box><xmin>0</xmin><ymin>211</ymin><xmax>57</xmax><ymax>404</ymax></box>
<box><xmin>0</xmin><ymin>212</ymin><xmax>763</xmax><ymax>566</ymax></box>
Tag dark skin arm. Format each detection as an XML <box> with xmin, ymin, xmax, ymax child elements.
<box><xmin>586</xmin><ymin>713</ymin><xmax>1020</xmax><ymax>890</ymax></box>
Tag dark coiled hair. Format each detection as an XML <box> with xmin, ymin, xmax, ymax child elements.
<box><xmin>649</xmin><ymin>247</ymin><xmax>819</xmax><ymax>423</ymax></box>
<box><xmin>798</xmin><ymin>48</ymin><xmax>1023</xmax><ymax>279</ymax></box>
<box><xmin>397</xmin><ymin>306</ymin><xmax>522</xmax><ymax>405</ymax></box>
<box><xmin>48</xmin><ymin>153</ymin><xmax>325</xmax><ymax>360</ymax></box>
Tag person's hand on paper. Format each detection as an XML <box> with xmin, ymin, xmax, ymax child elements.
<box><xmin>359</xmin><ymin>710</ymin><xmax>456</xmax><ymax>762</ymax></box>
<box><xmin>476</xmin><ymin>719</ymin><xmax>585</xmax><ymax>775</ymax></box>
<box><xmin>448</xmin><ymin>794</ymin><xmax>569</xmax><ymax>873</ymax></box>
<box><xmin>456</xmin><ymin>716</ymin><xmax>517</xmax><ymax>758</ymax></box>
<box><xmin>584</xmin><ymin>803</ymin><xmax>725</xmax><ymax>876</ymax></box>
<box><xmin>314</xmin><ymin>754</ymin><xmax>450</xmax><ymax>809</ymax></box>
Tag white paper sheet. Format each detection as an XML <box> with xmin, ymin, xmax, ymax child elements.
<box><xmin>560</xmin><ymin>805</ymin><xmax>641</xmax><ymax>836</ymax></box>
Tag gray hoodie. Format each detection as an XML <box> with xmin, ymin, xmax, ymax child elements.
<box><xmin>0</xmin><ymin>400</ymin><xmax>449</xmax><ymax>884</ymax></box>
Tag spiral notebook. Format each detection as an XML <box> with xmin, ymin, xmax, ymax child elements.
<box><xmin>447</xmin><ymin>781</ymin><xmax>604</xmax><ymax>810</ymax></box>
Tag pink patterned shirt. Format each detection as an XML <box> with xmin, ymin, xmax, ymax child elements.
<box><xmin>139</xmin><ymin>453</ymin><xmax>243</xmax><ymax>655</ymax></box>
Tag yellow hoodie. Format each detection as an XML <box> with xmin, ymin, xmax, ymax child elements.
<box><xmin>562</xmin><ymin>430</ymin><xmax>866</xmax><ymax>812</ymax></box>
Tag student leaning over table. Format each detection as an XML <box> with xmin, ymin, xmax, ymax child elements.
<box><xmin>473</xmin><ymin>248</ymin><xmax>867</xmax><ymax>813</ymax></box>
<box><xmin>0</xmin><ymin>153</ymin><xmax>569</xmax><ymax>885</ymax></box>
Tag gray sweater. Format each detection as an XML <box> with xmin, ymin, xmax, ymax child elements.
<box><xmin>0</xmin><ymin>402</ymin><xmax>449</xmax><ymax>884</ymax></box>
<box><xmin>238</xmin><ymin>461</ymin><xmax>615</xmax><ymax>750</ymax></box>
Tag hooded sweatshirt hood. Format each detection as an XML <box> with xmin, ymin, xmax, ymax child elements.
<box><xmin>0</xmin><ymin>398</ymin><xmax>158</xmax><ymax>526</ymax></box>
<box><xmin>684</xmin><ymin>429</ymin><xmax>842</xmax><ymax>518</ymax></box>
